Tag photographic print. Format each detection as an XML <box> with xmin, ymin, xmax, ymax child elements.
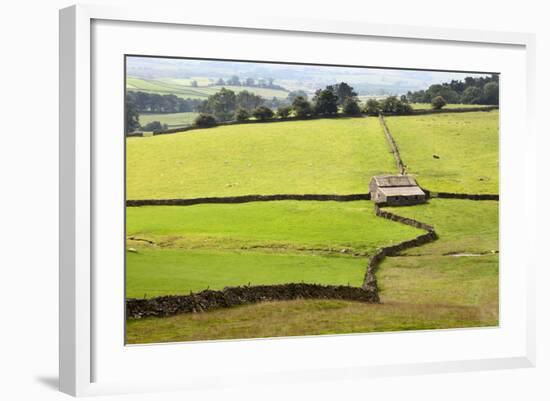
<box><xmin>124</xmin><ymin>56</ymin><xmax>499</xmax><ymax>344</ymax></box>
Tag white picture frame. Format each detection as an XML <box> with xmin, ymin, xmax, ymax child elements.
<box><xmin>59</xmin><ymin>3</ymin><xmax>536</xmax><ymax>397</ymax></box>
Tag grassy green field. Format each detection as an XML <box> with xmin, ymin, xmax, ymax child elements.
<box><xmin>126</xmin><ymin>201</ymin><xmax>423</xmax><ymax>298</ymax></box>
<box><xmin>125</xmin><ymin>109</ymin><xmax>499</xmax><ymax>343</ymax></box>
<box><xmin>127</xmin><ymin>76</ymin><xmax>289</xmax><ymax>99</ymax></box>
<box><xmin>139</xmin><ymin>112</ymin><xmax>199</xmax><ymax>128</ymax></box>
<box><xmin>126</xmin><ymin>117</ymin><xmax>395</xmax><ymax>199</ymax></box>
<box><xmin>127</xmin><ymin>250</ymin><xmax>365</xmax><ymax>299</ymax></box>
<box><xmin>410</xmin><ymin>103</ymin><xmax>495</xmax><ymax>110</ymax></box>
<box><xmin>384</xmin><ymin>111</ymin><xmax>499</xmax><ymax>193</ymax></box>
<box><xmin>127</xmin><ymin>199</ymin><xmax>498</xmax><ymax>343</ymax></box>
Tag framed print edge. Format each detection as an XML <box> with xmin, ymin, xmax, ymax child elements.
<box><xmin>59</xmin><ymin>3</ymin><xmax>536</xmax><ymax>397</ymax></box>
<box><xmin>59</xmin><ymin>5</ymin><xmax>92</xmax><ymax>397</ymax></box>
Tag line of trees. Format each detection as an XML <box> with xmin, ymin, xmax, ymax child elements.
<box><xmin>126</xmin><ymin>91</ymin><xmax>203</xmax><ymax>113</ymax></box>
<box><xmin>406</xmin><ymin>74</ymin><xmax>499</xmax><ymax>105</ymax></box>
<box><xmin>194</xmin><ymin>82</ymin><xmax>363</xmax><ymax>127</ymax></box>
<box><xmin>197</xmin><ymin>89</ymin><xmax>265</xmax><ymax>121</ymax></box>
<box><xmin>126</xmin><ymin>75</ymin><xmax>499</xmax><ymax>133</ymax></box>
<box><xmin>197</xmin><ymin>82</ymin><xmax>362</xmax><ymax>123</ymax></box>
<box><xmin>363</xmin><ymin>96</ymin><xmax>412</xmax><ymax>116</ymax></box>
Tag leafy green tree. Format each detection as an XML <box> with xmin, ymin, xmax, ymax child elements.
<box><xmin>125</xmin><ymin>97</ymin><xmax>140</xmax><ymax>133</ymax></box>
<box><xmin>276</xmin><ymin>105</ymin><xmax>292</xmax><ymax>118</ymax></box>
<box><xmin>395</xmin><ymin>101</ymin><xmax>413</xmax><ymax>114</ymax></box>
<box><xmin>482</xmin><ymin>82</ymin><xmax>499</xmax><ymax>105</ymax></box>
<box><xmin>407</xmin><ymin>74</ymin><xmax>498</xmax><ymax>105</ymax></box>
<box><xmin>343</xmin><ymin>98</ymin><xmax>362</xmax><ymax>115</ymax></box>
<box><xmin>267</xmin><ymin>97</ymin><xmax>283</xmax><ymax>110</ymax></box>
<box><xmin>380</xmin><ymin>96</ymin><xmax>413</xmax><ymax>114</ymax></box>
<box><xmin>406</xmin><ymin>89</ymin><xmax>426</xmax><ymax>103</ymax></box>
<box><xmin>292</xmin><ymin>96</ymin><xmax>313</xmax><ymax>118</ymax></box>
<box><xmin>400</xmin><ymin>95</ymin><xmax>409</xmax><ymax>103</ymax></box>
<box><xmin>194</xmin><ymin>114</ymin><xmax>217</xmax><ymax>128</ymax></box>
<box><xmin>363</xmin><ymin>99</ymin><xmax>381</xmax><ymax>116</ymax></box>
<box><xmin>236</xmin><ymin>90</ymin><xmax>264</xmax><ymax>111</ymax></box>
<box><xmin>381</xmin><ymin>96</ymin><xmax>401</xmax><ymax>113</ymax></box>
<box><xmin>327</xmin><ymin>82</ymin><xmax>357</xmax><ymax>105</ymax></box>
<box><xmin>313</xmin><ymin>89</ymin><xmax>339</xmax><ymax>115</ymax></box>
<box><xmin>461</xmin><ymin>86</ymin><xmax>483</xmax><ymax>104</ymax></box>
<box><xmin>203</xmin><ymin>88</ymin><xmax>237</xmax><ymax>121</ymax></box>
<box><xmin>235</xmin><ymin>108</ymin><xmax>250</xmax><ymax>121</ymax></box>
<box><xmin>431</xmin><ymin>96</ymin><xmax>447</xmax><ymax>110</ymax></box>
<box><xmin>252</xmin><ymin>106</ymin><xmax>274</xmax><ymax>120</ymax></box>
<box><xmin>287</xmin><ymin>90</ymin><xmax>308</xmax><ymax>103</ymax></box>
<box><xmin>426</xmin><ymin>85</ymin><xmax>460</xmax><ymax>103</ymax></box>
<box><xmin>190</xmin><ymin>80</ymin><xmax>198</xmax><ymax>87</ymax></box>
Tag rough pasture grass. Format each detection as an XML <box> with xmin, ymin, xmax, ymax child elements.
<box><xmin>378</xmin><ymin>199</ymin><xmax>499</xmax><ymax>324</ymax></box>
<box><xmin>126</xmin><ymin>299</ymin><xmax>489</xmax><ymax>343</ymax></box>
<box><xmin>384</xmin><ymin>198</ymin><xmax>499</xmax><ymax>256</ymax></box>
<box><xmin>139</xmin><ymin>112</ymin><xmax>198</xmax><ymax>128</ymax></box>
<box><xmin>410</xmin><ymin>103</ymin><xmax>494</xmax><ymax>110</ymax></box>
<box><xmin>125</xmin><ymin>201</ymin><xmax>423</xmax><ymax>298</ymax></box>
<box><xmin>126</xmin><ymin>76</ymin><xmax>288</xmax><ymax>99</ymax></box>
<box><xmin>126</xmin><ymin>118</ymin><xmax>395</xmax><ymax>200</ymax></box>
<box><xmin>385</xmin><ymin>111</ymin><xmax>499</xmax><ymax>193</ymax></box>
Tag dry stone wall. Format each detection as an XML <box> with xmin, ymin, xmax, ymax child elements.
<box><xmin>407</xmin><ymin>106</ymin><xmax>498</xmax><ymax>116</ymax></box>
<box><xmin>362</xmin><ymin>204</ymin><xmax>438</xmax><ymax>291</ymax></box>
<box><xmin>127</xmin><ymin>193</ymin><xmax>371</xmax><ymax>207</ymax></box>
<box><xmin>127</xmin><ymin>283</ymin><xmax>379</xmax><ymax>319</ymax></box>
<box><xmin>423</xmin><ymin>189</ymin><xmax>499</xmax><ymax>201</ymax></box>
<box><xmin>378</xmin><ymin>114</ymin><xmax>406</xmax><ymax>175</ymax></box>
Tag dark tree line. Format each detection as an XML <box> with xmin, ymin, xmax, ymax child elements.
<box><xmin>406</xmin><ymin>74</ymin><xmax>499</xmax><ymax>105</ymax></box>
<box><xmin>197</xmin><ymin>89</ymin><xmax>265</xmax><ymax>122</ymax></box>
<box><xmin>128</xmin><ymin>76</ymin><xmax>496</xmax><ymax>133</ymax></box>
<box><xmin>195</xmin><ymin>82</ymin><xmax>362</xmax><ymax>127</ymax></box>
<box><xmin>126</xmin><ymin>97</ymin><xmax>140</xmax><ymax>133</ymax></box>
<box><xmin>363</xmin><ymin>96</ymin><xmax>412</xmax><ymax>116</ymax></box>
<box><xmin>126</xmin><ymin>91</ymin><xmax>203</xmax><ymax>113</ymax></box>
<box><xmin>310</xmin><ymin>82</ymin><xmax>360</xmax><ymax>116</ymax></box>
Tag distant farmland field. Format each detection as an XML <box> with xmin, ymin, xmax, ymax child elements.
<box><xmin>385</xmin><ymin>111</ymin><xmax>499</xmax><ymax>194</ymax></box>
<box><xmin>139</xmin><ymin>112</ymin><xmax>199</xmax><ymax>129</ymax></box>
<box><xmin>126</xmin><ymin>118</ymin><xmax>395</xmax><ymax>200</ymax></box>
<box><xmin>126</xmin><ymin>76</ymin><xmax>289</xmax><ymax>100</ymax></box>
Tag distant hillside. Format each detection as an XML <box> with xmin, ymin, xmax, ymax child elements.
<box><xmin>126</xmin><ymin>76</ymin><xmax>289</xmax><ymax>100</ymax></box>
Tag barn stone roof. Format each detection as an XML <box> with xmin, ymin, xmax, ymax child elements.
<box><xmin>378</xmin><ymin>186</ymin><xmax>425</xmax><ymax>197</ymax></box>
<box><xmin>371</xmin><ymin>175</ymin><xmax>418</xmax><ymax>187</ymax></box>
